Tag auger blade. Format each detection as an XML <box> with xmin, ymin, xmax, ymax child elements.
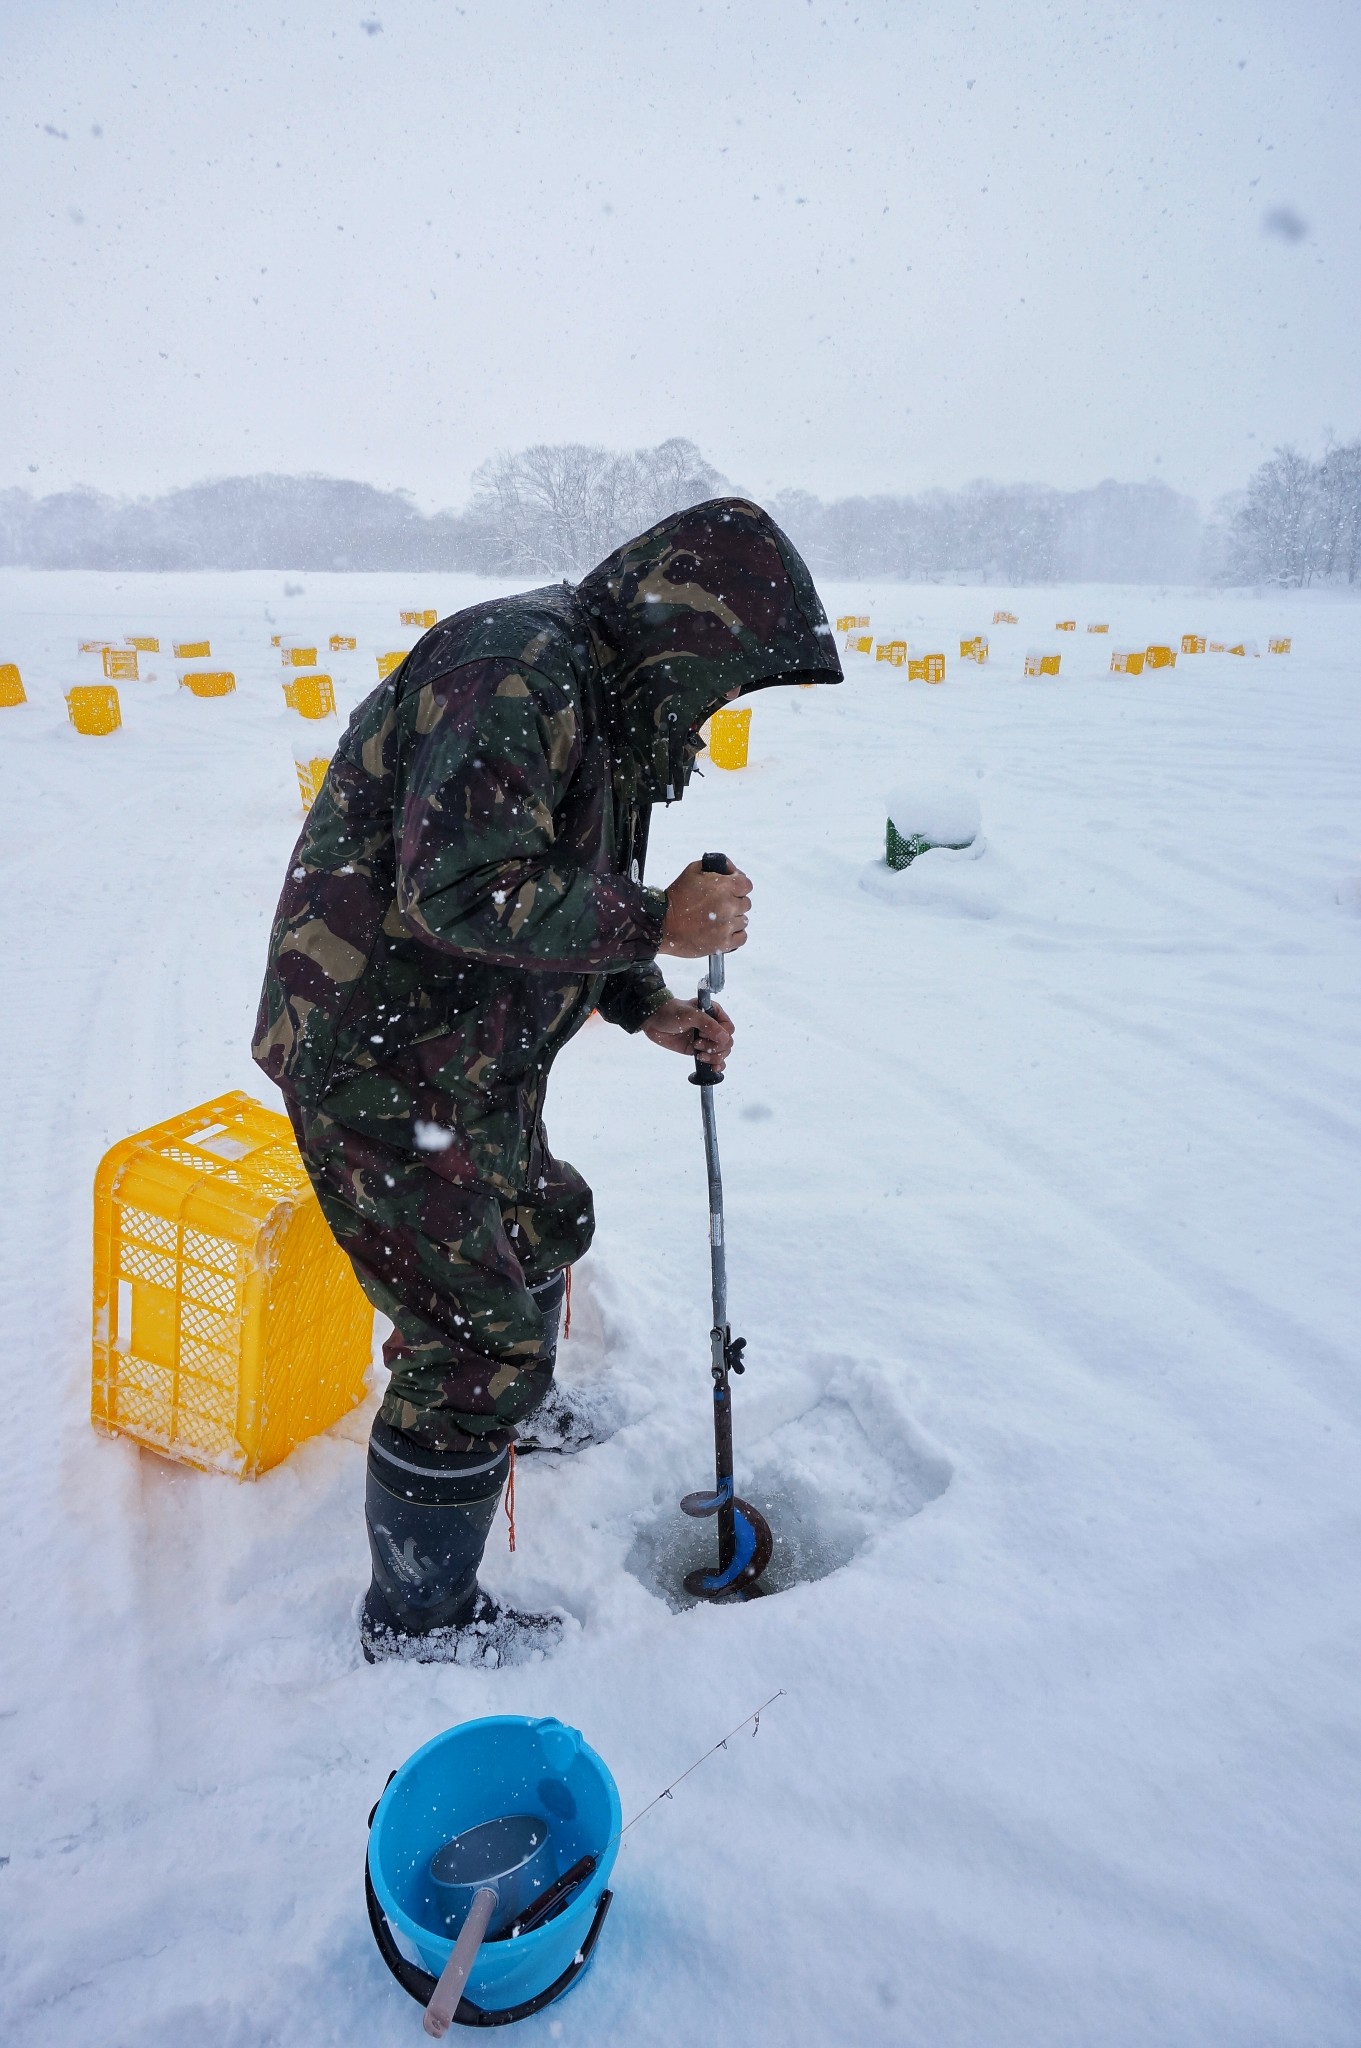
<box><xmin>680</xmin><ymin>1477</ymin><xmax>733</xmax><ymax>1519</ymax></box>
<box><xmin>683</xmin><ymin>1499</ymin><xmax>774</xmax><ymax>1600</ymax></box>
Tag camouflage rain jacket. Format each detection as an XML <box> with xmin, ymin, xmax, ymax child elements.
<box><xmin>252</xmin><ymin>498</ymin><xmax>841</xmax><ymax>1182</ymax></box>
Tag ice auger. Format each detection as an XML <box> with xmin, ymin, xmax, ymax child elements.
<box><xmin>679</xmin><ymin>853</ymin><xmax>774</xmax><ymax>1599</ymax></box>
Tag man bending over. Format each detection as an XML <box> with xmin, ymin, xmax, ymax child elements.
<box><xmin>253</xmin><ymin>497</ymin><xmax>841</xmax><ymax>1662</ymax></box>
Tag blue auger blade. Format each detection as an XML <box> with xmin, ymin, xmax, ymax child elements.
<box><xmin>680</xmin><ymin>1475</ymin><xmax>734</xmax><ymax>1519</ymax></box>
<box><xmin>686</xmin><ymin>1504</ymin><xmax>763</xmax><ymax>1595</ymax></box>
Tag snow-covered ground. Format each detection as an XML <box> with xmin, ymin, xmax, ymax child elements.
<box><xmin>3</xmin><ymin>569</ymin><xmax>1360</xmax><ymax>2046</ymax></box>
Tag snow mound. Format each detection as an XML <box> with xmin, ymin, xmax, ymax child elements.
<box><xmin>885</xmin><ymin>779</ymin><xmax>981</xmax><ymax>846</ymax></box>
<box><xmin>859</xmin><ymin>837</ymin><xmax>1003</xmax><ymax>918</ymax></box>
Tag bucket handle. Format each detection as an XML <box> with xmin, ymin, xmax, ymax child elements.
<box><xmin>364</xmin><ymin>1844</ymin><xmax>612</xmax><ymax>2028</ymax></box>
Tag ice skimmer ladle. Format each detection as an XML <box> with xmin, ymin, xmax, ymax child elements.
<box><xmin>421</xmin><ymin>1815</ymin><xmax>597</xmax><ymax>2035</ymax></box>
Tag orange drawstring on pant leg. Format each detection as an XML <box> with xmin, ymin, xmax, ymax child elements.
<box><xmin>504</xmin><ymin>1443</ymin><xmax>516</xmax><ymax>1553</ymax></box>
<box><xmin>564</xmin><ymin>1266</ymin><xmax>572</xmax><ymax>1340</ymax></box>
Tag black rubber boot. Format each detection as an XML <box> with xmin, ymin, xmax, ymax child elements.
<box><xmin>515</xmin><ymin>1270</ymin><xmax>616</xmax><ymax>1456</ymax></box>
<box><xmin>360</xmin><ymin>1419</ymin><xmax>562</xmax><ymax>1666</ymax></box>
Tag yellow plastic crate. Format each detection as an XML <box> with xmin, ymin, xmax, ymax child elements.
<box><xmin>103</xmin><ymin>646</ymin><xmax>139</xmax><ymax>681</ymax></box>
<box><xmin>1208</xmin><ymin>641</ymin><xmax>1226</xmax><ymax>653</ymax></box>
<box><xmin>835</xmin><ymin>614</ymin><xmax>869</xmax><ymax>632</ymax></box>
<box><xmin>174</xmin><ymin>640</ymin><xmax>211</xmax><ymax>659</ymax></box>
<box><xmin>1181</xmin><ymin>635</ymin><xmax>1206</xmax><ymax>655</ymax></box>
<box><xmin>1024</xmin><ymin>651</ymin><xmax>1061</xmax><ymax>677</ymax></box>
<box><xmin>959</xmin><ymin>636</ymin><xmax>989</xmax><ymax>663</ymax></box>
<box><xmin>1268</xmin><ymin>637</ymin><xmax>1291</xmax><ymax>655</ymax></box>
<box><xmin>844</xmin><ymin>632</ymin><xmax>873</xmax><ymax>656</ymax></box>
<box><xmin>908</xmin><ymin>653</ymin><xmax>947</xmax><ymax>683</ymax></box>
<box><xmin>295</xmin><ymin>754</ymin><xmax>333</xmax><ymax>811</ymax></box>
<box><xmin>0</xmin><ymin>662</ymin><xmax>26</xmax><ymax>707</ymax></box>
<box><xmin>1087</xmin><ymin>623</ymin><xmax>1109</xmax><ymax>634</ymax></box>
<box><xmin>281</xmin><ymin>644</ymin><xmax>319</xmax><ymax>668</ymax></box>
<box><xmin>67</xmin><ymin>684</ymin><xmax>122</xmax><ymax>734</ymax></box>
<box><xmin>376</xmin><ymin>650</ymin><xmax>407</xmax><ymax>680</ymax></box>
<box><xmin>706</xmin><ymin>705</ymin><xmax>751</xmax><ymax>771</ymax></box>
<box><xmin>330</xmin><ymin>633</ymin><xmax>357</xmax><ymax>652</ymax></box>
<box><xmin>127</xmin><ymin>635</ymin><xmax>160</xmax><ymax>653</ymax></box>
<box><xmin>92</xmin><ymin>1092</ymin><xmax>372</xmax><ymax>1477</ymax></box>
<box><xmin>1055</xmin><ymin>620</ymin><xmax>1076</xmax><ymax>632</ymax></box>
<box><xmin>992</xmin><ymin>610</ymin><xmax>1018</xmax><ymax>625</ymax></box>
<box><xmin>400</xmin><ymin>609</ymin><xmax>438</xmax><ymax>629</ymax></box>
<box><xmin>79</xmin><ymin>638</ymin><xmax>114</xmax><ymax>654</ymax></box>
<box><xmin>282</xmin><ymin>672</ymin><xmax>336</xmax><ymax>720</ymax></box>
<box><xmin>1111</xmin><ymin>649</ymin><xmax>1145</xmax><ymax>675</ymax></box>
<box><xmin>1145</xmin><ymin>644</ymin><xmax>1177</xmax><ymax>670</ymax></box>
<box><xmin>876</xmin><ymin>640</ymin><xmax>908</xmax><ymax>666</ymax></box>
<box><xmin>181</xmin><ymin>671</ymin><xmax>236</xmax><ymax>697</ymax></box>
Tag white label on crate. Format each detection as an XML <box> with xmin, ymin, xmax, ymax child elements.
<box><xmin>186</xmin><ymin>1127</ymin><xmax>252</xmax><ymax>1161</ymax></box>
<box><xmin>115</xmin><ymin>1278</ymin><xmax>133</xmax><ymax>1352</ymax></box>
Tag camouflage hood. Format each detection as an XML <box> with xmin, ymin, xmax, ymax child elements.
<box><xmin>575</xmin><ymin>496</ymin><xmax>842</xmax><ymax>801</ymax></box>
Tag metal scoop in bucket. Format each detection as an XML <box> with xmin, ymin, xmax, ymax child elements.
<box><xmin>429</xmin><ymin>1814</ymin><xmax>555</xmax><ymax>1936</ymax></box>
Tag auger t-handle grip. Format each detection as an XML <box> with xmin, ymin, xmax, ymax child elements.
<box><xmin>690</xmin><ymin>852</ymin><xmax>732</xmax><ymax>1087</ymax></box>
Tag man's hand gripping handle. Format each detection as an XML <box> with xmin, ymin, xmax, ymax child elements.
<box><xmin>690</xmin><ymin>852</ymin><xmax>731</xmax><ymax>1087</ymax></box>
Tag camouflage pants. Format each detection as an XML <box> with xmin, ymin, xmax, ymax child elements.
<box><xmin>284</xmin><ymin>1092</ymin><xmax>594</xmax><ymax>1450</ymax></box>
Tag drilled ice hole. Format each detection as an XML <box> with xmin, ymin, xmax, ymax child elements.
<box><xmin>624</xmin><ymin>1390</ymin><xmax>950</xmax><ymax>1612</ymax></box>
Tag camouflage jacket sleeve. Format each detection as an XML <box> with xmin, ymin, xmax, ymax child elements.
<box><xmin>396</xmin><ymin>657</ymin><xmax>668</xmax><ymax>972</ymax></box>
<box><xmin>594</xmin><ymin>962</ymin><xmax>672</xmax><ymax>1033</ymax></box>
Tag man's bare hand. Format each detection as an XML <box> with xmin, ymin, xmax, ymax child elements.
<box><xmin>658</xmin><ymin>860</ymin><xmax>753</xmax><ymax>958</ymax></box>
<box><xmin>641</xmin><ymin>998</ymin><xmax>735</xmax><ymax>1074</ymax></box>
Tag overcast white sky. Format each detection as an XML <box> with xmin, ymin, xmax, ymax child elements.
<box><xmin>4</xmin><ymin>0</ymin><xmax>1357</xmax><ymax>511</ymax></box>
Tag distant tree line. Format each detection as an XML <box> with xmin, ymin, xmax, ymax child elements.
<box><xmin>0</xmin><ymin>435</ymin><xmax>1356</xmax><ymax>584</ymax></box>
<box><xmin>0</xmin><ymin>442</ymin><xmax>727</xmax><ymax>579</ymax></box>
<box><xmin>0</xmin><ymin>473</ymin><xmax>470</xmax><ymax>574</ymax></box>
<box><xmin>766</xmin><ymin>478</ymin><xmax>1204</xmax><ymax>585</ymax></box>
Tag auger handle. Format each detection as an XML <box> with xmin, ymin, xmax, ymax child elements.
<box><xmin>690</xmin><ymin>851</ymin><xmax>732</xmax><ymax>1087</ymax></box>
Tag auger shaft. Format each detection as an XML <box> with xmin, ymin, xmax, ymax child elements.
<box><xmin>696</xmin><ymin>949</ymin><xmax>735</xmax><ymax>1570</ymax></box>
<box><xmin>679</xmin><ymin>854</ymin><xmax>772</xmax><ymax>1599</ymax></box>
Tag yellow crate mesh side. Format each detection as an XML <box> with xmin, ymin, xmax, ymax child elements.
<box><xmin>98</xmin><ymin>1192</ymin><xmax>255</xmax><ymax>1473</ymax></box>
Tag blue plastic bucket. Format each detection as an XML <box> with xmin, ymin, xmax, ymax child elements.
<box><xmin>366</xmin><ymin>1716</ymin><xmax>620</xmax><ymax>2022</ymax></box>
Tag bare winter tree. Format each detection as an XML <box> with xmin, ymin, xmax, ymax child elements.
<box><xmin>625</xmin><ymin>438</ymin><xmax>727</xmax><ymax>534</ymax></box>
<box><xmin>470</xmin><ymin>444</ymin><xmax>616</xmax><ymax>575</ymax></box>
<box><xmin>1226</xmin><ymin>446</ymin><xmax>1325</xmax><ymax>586</ymax></box>
<box><xmin>1316</xmin><ymin>440</ymin><xmax>1361</xmax><ymax>584</ymax></box>
<box><xmin>469</xmin><ymin>438</ymin><xmax>726</xmax><ymax>574</ymax></box>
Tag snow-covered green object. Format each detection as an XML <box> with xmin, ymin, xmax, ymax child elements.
<box><xmin>885</xmin><ymin>783</ymin><xmax>981</xmax><ymax>869</ymax></box>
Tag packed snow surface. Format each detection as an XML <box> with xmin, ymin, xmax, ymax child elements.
<box><xmin>2</xmin><ymin>572</ymin><xmax>1360</xmax><ymax>2047</ymax></box>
